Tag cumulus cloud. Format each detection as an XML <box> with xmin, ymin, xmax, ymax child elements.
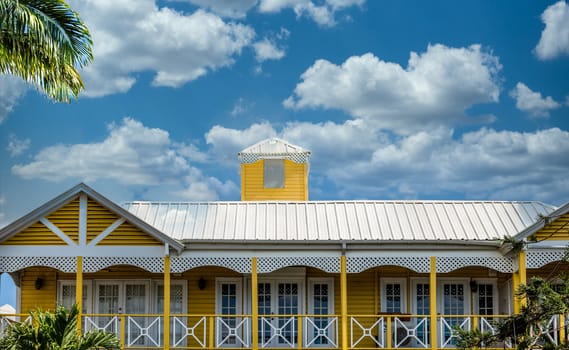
<box><xmin>12</xmin><ymin>118</ymin><xmax>237</xmax><ymax>201</ymax></box>
<box><xmin>509</xmin><ymin>82</ymin><xmax>561</xmax><ymax>118</ymax></box>
<box><xmin>203</xmin><ymin>121</ymin><xmax>569</xmax><ymax>204</ymax></box>
<box><xmin>205</xmin><ymin>122</ymin><xmax>276</xmax><ymax>161</ymax></box>
<box><xmin>7</xmin><ymin>134</ymin><xmax>31</xmax><ymax>157</ymax></box>
<box><xmin>68</xmin><ymin>0</ymin><xmax>255</xmax><ymax>97</ymax></box>
<box><xmin>258</xmin><ymin>0</ymin><xmax>364</xmax><ymax>27</ymax></box>
<box><xmin>253</xmin><ymin>38</ymin><xmax>286</xmax><ymax>62</ymax></box>
<box><xmin>535</xmin><ymin>0</ymin><xmax>569</xmax><ymax>60</ymax></box>
<box><xmin>0</xmin><ymin>75</ymin><xmax>27</xmax><ymax>124</ymax></box>
<box><xmin>285</xmin><ymin>44</ymin><xmax>502</xmax><ymax>135</ymax></box>
<box><xmin>185</xmin><ymin>0</ymin><xmax>258</xmax><ymax>18</ymax></box>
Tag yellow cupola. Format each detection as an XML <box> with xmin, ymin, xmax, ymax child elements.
<box><xmin>238</xmin><ymin>138</ymin><xmax>311</xmax><ymax>201</ymax></box>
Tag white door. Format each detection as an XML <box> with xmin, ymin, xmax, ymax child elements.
<box><xmin>438</xmin><ymin>280</ymin><xmax>470</xmax><ymax>347</ymax></box>
<box><xmin>307</xmin><ymin>279</ymin><xmax>335</xmax><ymax>347</ymax></box>
<box><xmin>410</xmin><ymin>280</ymin><xmax>430</xmax><ymax>347</ymax></box>
<box><xmin>94</xmin><ymin>281</ymin><xmax>151</xmax><ymax>345</ymax></box>
<box><xmin>216</xmin><ymin>279</ymin><xmax>245</xmax><ymax>347</ymax></box>
<box><xmin>257</xmin><ymin>280</ymin><xmax>303</xmax><ymax>347</ymax></box>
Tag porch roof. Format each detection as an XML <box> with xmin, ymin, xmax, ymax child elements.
<box><xmin>122</xmin><ymin>200</ymin><xmax>555</xmax><ymax>243</ymax></box>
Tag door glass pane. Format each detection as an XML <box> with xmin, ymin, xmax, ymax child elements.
<box><xmin>278</xmin><ymin>283</ymin><xmax>298</xmax><ymax>344</ymax></box>
<box><xmin>60</xmin><ymin>284</ymin><xmax>88</xmax><ymax>313</ymax></box>
<box><xmin>443</xmin><ymin>283</ymin><xmax>465</xmax><ymax>345</ymax></box>
<box><xmin>478</xmin><ymin>284</ymin><xmax>494</xmax><ymax>316</ymax></box>
<box><xmin>220</xmin><ymin>283</ymin><xmax>238</xmax><ymax>345</ymax></box>
<box><xmin>258</xmin><ymin>283</ymin><xmax>272</xmax><ymax>343</ymax></box>
<box><xmin>415</xmin><ymin>283</ymin><xmax>430</xmax><ymax>346</ymax></box>
<box><xmin>312</xmin><ymin>283</ymin><xmax>330</xmax><ymax>345</ymax></box>
<box><xmin>97</xmin><ymin>284</ymin><xmax>120</xmax><ymax>334</ymax></box>
<box><xmin>385</xmin><ymin>283</ymin><xmax>402</xmax><ymax>313</ymax></box>
<box><xmin>125</xmin><ymin>284</ymin><xmax>146</xmax><ymax>314</ymax></box>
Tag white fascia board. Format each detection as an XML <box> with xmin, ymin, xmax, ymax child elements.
<box><xmin>0</xmin><ymin>245</ymin><xmax>165</xmax><ymax>257</ymax></box>
<box><xmin>527</xmin><ymin>240</ymin><xmax>569</xmax><ymax>249</ymax></box>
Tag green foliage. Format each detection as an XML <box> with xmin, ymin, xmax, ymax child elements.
<box><xmin>0</xmin><ymin>305</ymin><xmax>120</xmax><ymax>350</ymax></box>
<box><xmin>457</xmin><ymin>277</ymin><xmax>569</xmax><ymax>350</ymax></box>
<box><xmin>0</xmin><ymin>0</ymin><xmax>93</xmax><ymax>102</ymax></box>
<box><xmin>455</xmin><ymin>326</ymin><xmax>496</xmax><ymax>349</ymax></box>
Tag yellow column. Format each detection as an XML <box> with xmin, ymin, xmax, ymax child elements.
<box><xmin>341</xmin><ymin>255</ymin><xmax>348</xmax><ymax>350</ymax></box>
<box><xmin>252</xmin><ymin>257</ymin><xmax>259</xmax><ymax>350</ymax></box>
<box><xmin>518</xmin><ymin>250</ymin><xmax>527</xmax><ymax>308</ymax></box>
<box><xmin>560</xmin><ymin>314</ymin><xmax>566</xmax><ymax>343</ymax></box>
<box><xmin>430</xmin><ymin>257</ymin><xmax>437</xmax><ymax>350</ymax></box>
<box><xmin>512</xmin><ymin>270</ymin><xmax>520</xmax><ymax>313</ymax></box>
<box><xmin>76</xmin><ymin>256</ymin><xmax>83</xmax><ymax>335</ymax></box>
<box><xmin>164</xmin><ymin>255</ymin><xmax>171</xmax><ymax>350</ymax></box>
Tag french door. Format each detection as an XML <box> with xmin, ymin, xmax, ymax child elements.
<box><xmin>95</xmin><ymin>281</ymin><xmax>151</xmax><ymax>345</ymax></box>
<box><xmin>438</xmin><ymin>280</ymin><xmax>470</xmax><ymax>347</ymax></box>
<box><xmin>257</xmin><ymin>279</ymin><xmax>304</xmax><ymax>347</ymax></box>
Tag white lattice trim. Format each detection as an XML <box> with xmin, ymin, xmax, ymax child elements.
<box><xmin>0</xmin><ymin>256</ymin><xmax>76</xmax><ymax>273</ymax></box>
<box><xmin>83</xmin><ymin>257</ymin><xmax>164</xmax><ymax>273</ymax></box>
<box><xmin>527</xmin><ymin>249</ymin><xmax>566</xmax><ymax>269</ymax></box>
<box><xmin>437</xmin><ymin>256</ymin><xmax>514</xmax><ymax>273</ymax></box>
<box><xmin>238</xmin><ymin>152</ymin><xmax>310</xmax><ymax>164</ymax></box>
<box><xmin>347</xmin><ymin>257</ymin><xmax>430</xmax><ymax>273</ymax></box>
<box><xmin>171</xmin><ymin>257</ymin><xmax>251</xmax><ymax>273</ymax></box>
<box><xmin>257</xmin><ymin>257</ymin><xmax>340</xmax><ymax>273</ymax></box>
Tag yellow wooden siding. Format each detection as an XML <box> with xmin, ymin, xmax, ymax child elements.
<box><xmin>1</xmin><ymin>221</ymin><xmax>67</xmax><ymax>245</ymax></box>
<box><xmin>241</xmin><ymin>159</ymin><xmax>308</xmax><ymax>201</ymax></box>
<box><xmin>21</xmin><ymin>267</ymin><xmax>57</xmax><ymax>313</ymax></box>
<box><xmin>86</xmin><ymin>198</ymin><xmax>120</xmax><ymax>243</ymax></box>
<box><xmin>529</xmin><ymin>212</ymin><xmax>569</xmax><ymax>241</ymax></box>
<box><xmin>46</xmin><ymin>198</ymin><xmax>80</xmax><ymax>243</ymax></box>
<box><xmin>96</xmin><ymin>221</ymin><xmax>161</xmax><ymax>246</ymax></box>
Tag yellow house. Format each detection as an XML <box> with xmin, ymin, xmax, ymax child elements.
<box><xmin>0</xmin><ymin>138</ymin><xmax>568</xmax><ymax>350</ymax></box>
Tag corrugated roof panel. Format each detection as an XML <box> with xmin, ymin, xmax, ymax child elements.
<box><xmin>122</xmin><ymin>201</ymin><xmax>556</xmax><ymax>243</ymax></box>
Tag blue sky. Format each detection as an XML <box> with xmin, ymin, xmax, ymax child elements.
<box><xmin>1</xmin><ymin>0</ymin><xmax>569</xmax><ymax>307</ymax></box>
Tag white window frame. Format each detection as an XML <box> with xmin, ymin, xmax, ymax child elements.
<box><xmin>94</xmin><ymin>279</ymin><xmax>151</xmax><ymax>315</ymax></box>
<box><xmin>307</xmin><ymin>278</ymin><xmax>335</xmax><ymax>315</ymax></box>
<box><xmin>410</xmin><ymin>278</ymin><xmax>430</xmax><ymax>315</ymax></box>
<box><xmin>153</xmin><ymin>280</ymin><xmax>188</xmax><ymax>314</ymax></box>
<box><xmin>380</xmin><ymin>278</ymin><xmax>408</xmax><ymax>313</ymax></box>
<box><xmin>215</xmin><ymin>278</ymin><xmax>244</xmax><ymax>316</ymax></box>
<box><xmin>57</xmin><ymin>280</ymin><xmax>93</xmax><ymax>314</ymax></box>
<box><xmin>472</xmin><ymin>279</ymin><xmax>498</xmax><ymax>316</ymax></box>
<box><xmin>436</xmin><ymin>278</ymin><xmax>471</xmax><ymax>315</ymax></box>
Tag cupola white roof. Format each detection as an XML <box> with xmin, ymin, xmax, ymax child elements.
<box><xmin>238</xmin><ymin>138</ymin><xmax>311</xmax><ymax>163</ymax></box>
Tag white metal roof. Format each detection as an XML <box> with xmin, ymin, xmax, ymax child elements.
<box><xmin>122</xmin><ymin>201</ymin><xmax>555</xmax><ymax>243</ymax></box>
<box><xmin>239</xmin><ymin>138</ymin><xmax>310</xmax><ymax>155</ymax></box>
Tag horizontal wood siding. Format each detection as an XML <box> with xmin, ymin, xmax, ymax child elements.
<box><xmin>21</xmin><ymin>267</ymin><xmax>57</xmax><ymax>313</ymax></box>
<box><xmin>97</xmin><ymin>221</ymin><xmax>161</xmax><ymax>246</ymax></box>
<box><xmin>1</xmin><ymin>221</ymin><xmax>66</xmax><ymax>245</ymax></box>
<box><xmin>530</xmin><ymin>212</ymin><xmax>569</xmax><ymax>241</ymax></box>
<box><xmin>87</xmin><ymin>198</ymin><xmax>120</xmax><ymax>243</ymax></box>
<box><xmin>241</xmin><ymin>160</ymin><xmax>307</xmax><ymax>201</ymax></box>
<box><xmin>46</xmin><ymin>197</ymin><xmax>80</xmax><ymax>243</ymax></box>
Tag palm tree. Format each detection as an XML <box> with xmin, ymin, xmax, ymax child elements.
<box><xmin>0</xmin><ymin>305</ymin><xmax>120</xmax><ymax>350</ymax></box>
<box><xmin>0</xmin><ymin>0</ymin><xmax>93</xmax><ymax>102</ymax></box>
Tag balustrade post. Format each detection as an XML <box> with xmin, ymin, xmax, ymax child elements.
<box><xmin>429</xmin><ymin>257</ymin><xmax>437</xmax><ymax>350</ymax></box>
<box><xmin>120</xmin><ymin>315</ymin><xmax>126</xmax><ymax>349</ymax></box>
<box><xmin>209</xmin><ymin>316</ymin><xmax>215</xmax><ymax>350</ymax></box>
<box><xmin>386</xmin><ymin>315</ymin><xmax>392</xmax><ymax>349</ymax></box>
<box><xmin>340</xmin><ymin>255</ymin><xmax>348</xmax><ymax>350</ymax></box>
<box><xmin>297</xmin><ymin>315</ymin><xmax>303</xmax><ymax>350</ymax></box>
<box><xmin>75</xmin><ymin>256</ymin><xmax>83</xmax><ymax>335</ymax></box>
<box><xmin>252</xmin><ymin>257</ymin><xmax>259</xmax><ymax>350</ymax></box>
<box><xmin>164</xmin><ymin>254</ymin><xmax>171</xmax><ymax>350</ymax></box>
<box><xmin>560</xmin><ymin>314</ymin><xmax>566</xmax><ymax>344</ymax></box>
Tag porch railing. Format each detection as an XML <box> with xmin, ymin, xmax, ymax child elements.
<box><xmin>0</xmin><ymin>313</ymin><xmax>566</xmax><ymax>349</ymax></box>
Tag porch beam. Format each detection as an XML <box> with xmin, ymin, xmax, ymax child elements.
<box><xmin>76</xmin><ymin>256</ymin><xmax>83</xmax><ymax>335</ymax></box>
<box><xmin>340</xmin><ymin>255</ymin><xmax>348</xmax><ymax>350</ymax></box>
<box><xmin>252</xmin><ymin>257</ymin><xmax>259</xmax><ymax>350</ymax></box>
<box><xmin>164</xmin><ymin>255</ymin><xmax>171</xmax><ymax>350</ymax></box>
<box><xmin>429</xmin><ymin>256</ymin><xmax>437</xmax><ymax>350</ymax></box>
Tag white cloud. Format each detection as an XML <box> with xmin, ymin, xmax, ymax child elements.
<box><xmin>205</xmin><ymin>122</ymin><xmax>276</xmax><ymax>161</ymax></box>
<box><xmin>258</xmin><ymin>0</ymin><xmax>364</xmax><ymax>27</ymax></box>
<box><xmin>535</xmin><ymin>0</ymin><xmax>569</xmax><ymax>60</ymax></box>
<box><xmin>11</xmin><ymin>118</ymin><xmax>237</xmax><ymax>201</ymax></box>
<box><xmin>186</xmin><ymin>0</ymin><xmax>258</xmax><ymax>18</ymax></box>
<box><xmin>253</xmin><ymin>38</ymin><xmax>286</xmax><ymax>62</ymax></box>
<box><xmin>69</xmin><ymin>0</ymin><xmax>255</xmax><ymax>97</ymax></box>
<box><xmin>7</xmin><ymin>134</ymin><xmax>31</xmax><ymax>157</ymax></box>
<box><xmin>203</xmin><ymin>121</ymin><xmax>569</xmax><ymax>204</ymax></box>
<box><xmin>509</xmin><ymin>82</ymin><xmax>561</xmax><ymax>118</ymax></box>
<box><xmin>285</xmin><ymin>44</ymin><xmax>501</xmax><ymax>135</ymax></box>
<box><xmin>0</xmin><ymin>75</ymin><xmax>27</xmax><ymax>124</ymax></box>
<box><xmin>230</xmin><ymin>97</ymin><xmax>255</xmax><ymax>116</ymax></box>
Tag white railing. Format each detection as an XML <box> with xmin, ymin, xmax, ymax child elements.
<box><xmin>216</xmin><ymin>316</ymin><xmax>251</xmax><ymax>347</ymax></box>
<box><xmin>305</xmin><ymin>316</ymin><xmax>338</xmax><ymax>348</ymax></box>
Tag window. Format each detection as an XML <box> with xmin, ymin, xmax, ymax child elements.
<box><xmin>477</xmin><ymin>284</ymin><xmax>494</xmax><ymax>316</ymax></box>
<box><xmin>264</xmin><ymin>159</ymin><xmax>284</xmax><ymax>188</ymax></box>
<box><xmin>57</xmin><ymin>281</ymin><xmax>92</xmax><ymax>313</ymax></box>
<box><xmin>381</xmin><ymin>278</ymin><xmax>407</xmax><ymax>313</ymax></box>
